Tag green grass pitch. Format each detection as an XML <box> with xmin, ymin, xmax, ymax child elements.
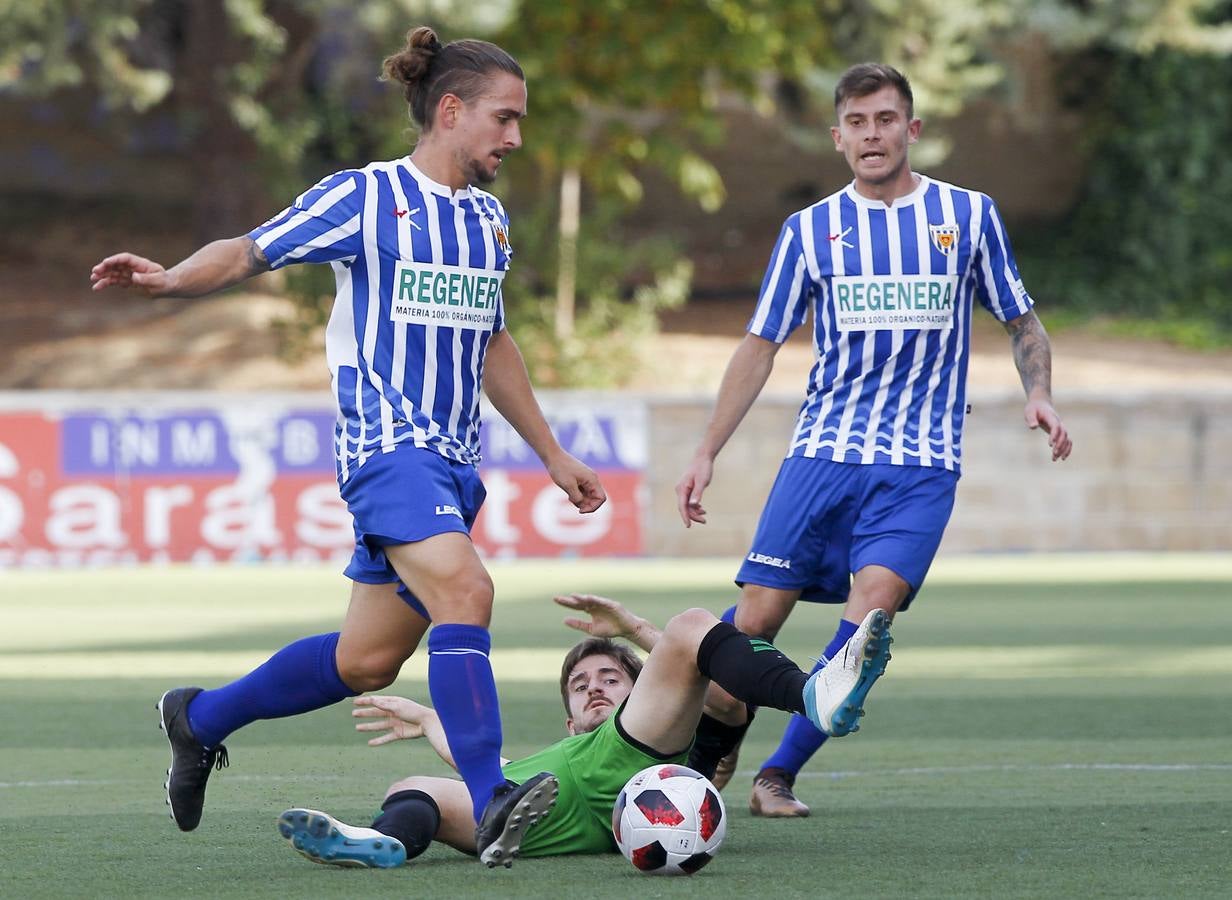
<box><xmin>2</xmin><ymin>555</ymin><xmax>1230</xmax><ymax>898</ymax></box>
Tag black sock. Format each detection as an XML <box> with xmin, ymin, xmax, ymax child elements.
<box><xmin>695</xmin><ymin>621</ymin><xmax>808</xmax><ymax>716</ymax></box>
<box><xmin>687</xmin><ymin>709</ymin><xmax>755</xmax><ymax>779</ymax></box>
<box><xmin>371</xmin><ymin>789</ymin><xmax>441</xmax><ymax>861</ymax></box>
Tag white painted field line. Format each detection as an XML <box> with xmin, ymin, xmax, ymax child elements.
<box><xmin>6</xmin><ymin>644</ymin><xmax>1230</xmax><ymax>680</ymax></box>
<box><xmin>5</xmin><ymin>764</ymin><xmax>1231</xmax><ymax>791</ymax></box>
<box><xmin>925</xmin><ymin>552</ymin><xmax>1232</xmax><ymax>583</ymax></box>
<box><xmin>0</xmin><ymin>774</ymin><xmax>350</xmax><ymax>790</ymax></box>
<box><xmin>788</xmin><ymin>762</ymin><xmax>1232</xmax><ymax>780</ymax></box>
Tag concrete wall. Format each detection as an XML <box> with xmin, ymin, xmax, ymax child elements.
<box><xmin>645</xmin><ymin>390</ymin><xmax>1232</xmax><ymax>557</ymax></box>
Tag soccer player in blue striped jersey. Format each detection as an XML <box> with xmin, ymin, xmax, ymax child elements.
<box><xmin>675</xmin><ymin>63</ymin><xmax>1073</xmax><ymax>817</ymax></box>
<box><xmin>90</xmin><ymin>27</ymin><xmax>605</xmax><ymax>862</ymax></box>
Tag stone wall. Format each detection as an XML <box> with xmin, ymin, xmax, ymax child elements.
<box><xmin>645</xmin><ymin>390</ymin><xmax>1232</xmax><ymax>557</ymax></box>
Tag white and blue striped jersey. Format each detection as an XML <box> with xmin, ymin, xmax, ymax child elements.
<box><xmin>249</xmin><ymin>158</ymin><xmax>512</xmax><ymax>482</ymax></box>
<box><xmin>751</xmin><ymin>175</ymin><xmax>1033</xmax><ymax>473</ymax></box>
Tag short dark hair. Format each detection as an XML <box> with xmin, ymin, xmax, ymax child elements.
<box><xmin>833</xmin><ymin>63</ymin><xmax>914</xmax><ymax>119</ymax></box>
<box><xmin>559</xmin><ymin>638</ymin><xmax>643</xmax><ymax>715</ymax></box>
<box><xmin>381</xmin><ymin>25</ymin><xmax>524</xmax><ymax>131</ymax></box>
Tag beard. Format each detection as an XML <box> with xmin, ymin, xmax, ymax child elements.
<box><xmin>575</xmin><ymin>703</ymin><xmax>613</xmax><ymax>734</ymax></box>
<box><xmin>461</xmin><ymin>153</ymin><xmax>498</xmax><ymax>186</ymax></box>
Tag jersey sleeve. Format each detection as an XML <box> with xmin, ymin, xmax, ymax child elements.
<box><xmin>248</xmin><ymin>170</ymin><xmax>365</xmax><ymax>269</ymax></box>
<box><xmin>747</xmin><ymin>215</ymin><xmax>812</xmax><ymax>342</ymax></box>
<box><xmin>491</xmin><ymin>196</ymin><xmax>512</xmax><ymax>245</ymax></box>
<box><xmin>972</xmin><ymin>195</ymin><xmax>1034</xmax><ymax>322</ymax></box>
<box><xmin>483</xmin><ymin>193</ymin><xmax>512</xmax><ymax>334</ymax></box>
<box><xmin>492</xmin><ymin>290</ymin><xmax>506</xmax><ymax>334</ymax></box>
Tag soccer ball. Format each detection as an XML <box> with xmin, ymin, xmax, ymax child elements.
<box><xmin>612</xmin><ymin>764</ymin><xmax>726</xmax><ymax>875</ymax></box>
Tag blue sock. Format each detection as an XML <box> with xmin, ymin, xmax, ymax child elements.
<box><xmin>760</xmin><ymin>617</ymin><xmax>859</xmax><ymax>774</ymax></box>
<box><xmin>187</xmin><ymin>632</ymin><xmax>356</xmax><ymax>748</ymax></box>
<box><xmin>427</xmin><ymin>624</ymin><xmax>506</xmax><ymax>823</ymax></box>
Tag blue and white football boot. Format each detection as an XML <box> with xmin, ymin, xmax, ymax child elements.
<box><xmin>803</xmin><ymin>608</ymin><xmax>893</xmax><ymax>737</ymax></box>
<box><xmin>278</xmin><ymin>808</ymin><xmax>407</xmax><ymax>869</ymax></box>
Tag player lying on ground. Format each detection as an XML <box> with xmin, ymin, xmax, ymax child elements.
<box><xmin>277</xmin><ymin>594</ymin><xmax>892</xmax><ymax>868</ymax></box>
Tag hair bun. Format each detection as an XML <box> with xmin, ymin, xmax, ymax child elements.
<box><xmin>409</xmin><ymin>26</ymin><xmax>441</xmax><ymax>55</ymax></box>
<box><xmin>382</xmin><ymin>26</ymin><xmax>440</xmax><ymax>94</ymax></box>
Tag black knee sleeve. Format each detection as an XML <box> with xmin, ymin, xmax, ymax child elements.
<box><xmin>696</xmin><ymin>621</ymin><xmax>808</xmax><ymax>717</ymax></box>
<box><xmin>371</xmin><ymin>789</ymin><xmax>441</xmax><ymax>861</ymax></box>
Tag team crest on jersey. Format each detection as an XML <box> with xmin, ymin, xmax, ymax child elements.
<box><xmin>493</xmin><ymin>223</ymin><xmax>511</xmax><ymax>255</ymax></box>
<box><xmin>929</xmin><ymin>223</ymin><xmax>960</xmax><ymax>256</ymax></box>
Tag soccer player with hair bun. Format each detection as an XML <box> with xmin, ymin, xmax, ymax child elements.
<box><xmin>91</xmin><ymin>26</ymin><xmax>606</xmax><ymax>864</ymax></box>
<box><xmin>676</xmin><ymin>62</ymin><xmax>1073</xmax><ymax>818</ymax></box>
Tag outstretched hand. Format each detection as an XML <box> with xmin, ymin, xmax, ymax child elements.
<box><xmin>1024</xmin><ymin>397</ymin><xmax>1072</xmax><ymax>462</ymax></box>
<box><xmin>554</xmin><ymin>593</ymin><xmax>641</xmax><ymax>640</ymax></box>
<box><xmin>90</xmin><ymin>253</ymin><xmax>173</xmax><ymax>297</ymax></box>
<box><xmin>352</xmin><ymin>695</ymin><xmax>434</xmax><ymax>747</ymax></box>
<box><xmin>548</xmin><ymin>453</ymin><xmax>607</xmax><ymax>513</ymax></box>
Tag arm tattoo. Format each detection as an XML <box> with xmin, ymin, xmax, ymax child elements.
<box><xmin>244</xmin><ymin>238</ymin><xmax>270</xmax><ymax>276</ymax></box>
<box><xmin>1004</xmin><ymin>310</ymin><xmax>1052</xmax><ymax>397</ymax></box>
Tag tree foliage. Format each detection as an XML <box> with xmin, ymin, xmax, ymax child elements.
<box><xmin>495</xmin><ymin>2</ymin><xmax>841</xmax><ymax>209</ymax></box>
<box><xmin>3</xmin><ymin>0</ymin><xmax>1039</xmax><ymax>383</ymax></box>
<box><xmin>1019</xmin><ymin>47</ymin><xmax>1232</xmax><ymax>339</ymax></box>
<box><xmin>1016</xmin><ymin>0</ymin><xmax>1232</xmax><ymax>340</ymax></box>
<box><xmin>489</xmin><ymin>1</ymin><xmax>845</xmax><ymax>379</ymax></box>
<box><xmin>1022</xmin><ymin>0</ymin><xmax>1232</xmax><ymax>54</ymax></box>
<box><xmin>7</xmin><ymin>0</ymin><xmax>1230</xmax><ymax>375</ymax></box>
<box><xmin>0</xmin><ymin>0</ymin><xmax>170</xmax><ymax>109</ymax></box>
<box><xmin>487</xmin><ymin>0</ymin><xmax>1028</xmax><ymax>380</ymax></box>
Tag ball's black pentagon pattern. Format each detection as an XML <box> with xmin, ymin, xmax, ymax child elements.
<box><xmin>633</xmin><ymin>788</ymin><xmax>684</xmax><ymax>826</ymax></box>
<box><xmin>631</xmin><ymin>839</ymin><xmax>668</xmax><ymax>871</ymax></box>
<box><xmin>698</xmin><ymin>788</ymin><xmax>723</xmax><ymax>841</ymax></box>
<box><xmin>678</xmin><ymin>851</ymin><xmax>715</xmax><ymax>875</ymax></box>
<box><xmin>612</xmin><ymin>789</ymin><xmax>627</xmax><ymax>844</ymax></box>
<box><xmin>656</xmin><ymin>764</ymin><xmax>703</xmax><ymax>780</ymax></box>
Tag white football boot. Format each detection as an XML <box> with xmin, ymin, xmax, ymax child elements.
<box><xmin>803</xmin><ymin>608</ymin><xmax>893</xmax><ymax>736</ymax></box>
<box><xmin>278</xmin><ymin>808</ymin><xmax>407</xmax><ymax>868</ymax></box>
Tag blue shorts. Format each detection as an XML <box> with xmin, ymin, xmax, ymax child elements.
<box><xmin>340</xmin><ymin>445</ymin><xmax>486</xmax><ymax>621</ymax></box>
<box><xmin>735</xmin><ymin>457</ymin><xmax>958</xmax><ymax>611</ymax></box>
